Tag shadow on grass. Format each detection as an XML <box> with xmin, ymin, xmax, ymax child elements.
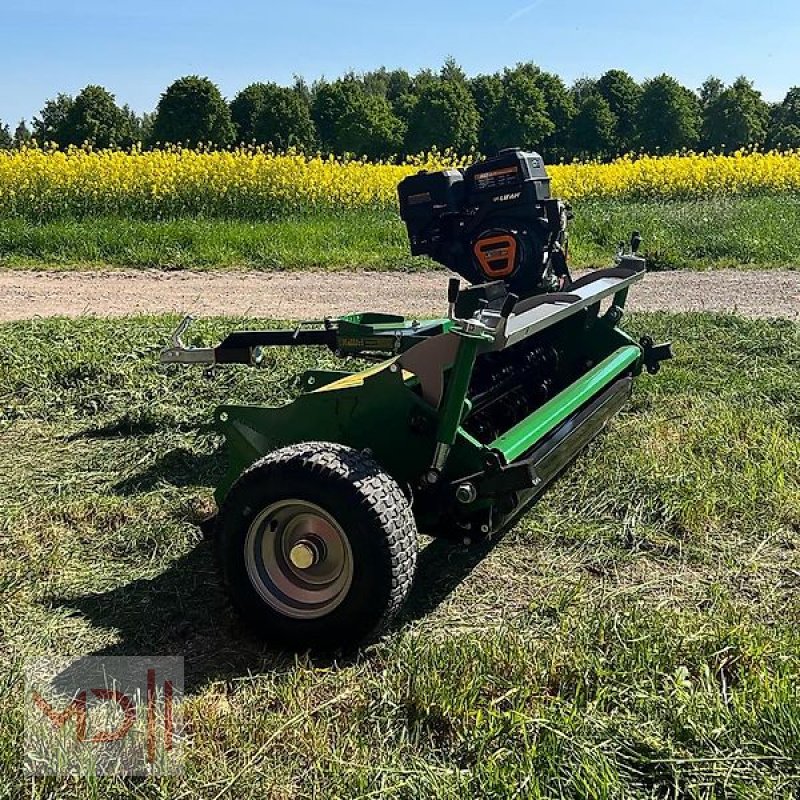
<box><xmin>57</xmin><ymin>539</ymin><xmax>297</xmax><ymax>690</ymax></box>
<box><xmin>112</xmin><ymin>446</ymin><xmax>225</xmax><ymax>495</ymax></box>
<box><xmin>54</xmin><ymin>533</ymin><xmax>498</xmax><ymax>691</ymax></box>
<box><xmin>54</xmin><ymin>429</ymin><xmax>501</xmax><ymax>686</ymax></box>
<box><xmin>399</xmin><ymin>536</ymin><xmax>501</xmax><ymax>624</ymax></box>
<box><xmin>67</xmin><ymin>414</ymin><xmax>213</xmax><ymax>441</ymax></box>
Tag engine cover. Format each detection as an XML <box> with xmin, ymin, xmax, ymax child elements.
<box><xmin>398</xmin><ymin>148</ymin><xmax>571</xmax><ymax>298</ymax></box>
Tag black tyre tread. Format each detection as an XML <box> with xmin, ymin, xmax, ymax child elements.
<box><xmin>218</xmin><ymin>441</ymin><xmax>417</xmax><ymax>646</ymax></box>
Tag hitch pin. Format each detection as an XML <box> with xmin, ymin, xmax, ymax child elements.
<box><xmin>172</xmin><ymin>315</ymin><xmax>193</xmax><ymax>348</ymax></box>
<box><xmin>160</xmin><ymin>315</ymin><xmax>216</xmax><ymax>365</ymax></box>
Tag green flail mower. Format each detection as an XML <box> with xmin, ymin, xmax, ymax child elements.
<box><xmin>161</xmin><ymin>148</ymin><xmax>672</xmax><ymax>651</ymax></box>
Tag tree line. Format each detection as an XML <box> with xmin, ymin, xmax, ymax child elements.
<box><xmin>2</xmin><ymin>60</ymin><xmax>800</xmax><ymax>161</ymax></box>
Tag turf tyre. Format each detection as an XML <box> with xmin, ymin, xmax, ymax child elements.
<box><xmin>216</xmin><ymin>441</ymin><xmax>418</xmax><ymax>651</ymax></box>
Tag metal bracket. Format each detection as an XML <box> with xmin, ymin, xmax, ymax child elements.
<box><xmin>640</xmin><ymin>336</ymin><xmax>673</xmax><ymax>374</ymax></box>
<box><xmin>160</xmin><ymin>316</ymin><xmax>216</xmax><ymax>365</ymax></box>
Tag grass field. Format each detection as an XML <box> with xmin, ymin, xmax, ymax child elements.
<box><xmin>1</xmin><ymin>311</ymin><xmax>798</xmax><ymax>798</ymax></box>
<box><xmin>2</xmin><ymin>196</ymin><xmax>800</xmax><ymax>271</ymax></box>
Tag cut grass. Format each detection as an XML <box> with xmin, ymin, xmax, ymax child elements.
<box><xmin>1</xmin><ymin>196</ymin><xmax>800</xmax><ymax>271</ymax></box>
<box><xmin>0</xmin><ymin>312</ymin><xmax>798</xmax><ymax>797</ymax></box>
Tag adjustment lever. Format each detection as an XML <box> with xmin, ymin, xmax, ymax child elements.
<box><xmin>447</xmin><ymin>278</ymin><xmax>460</xmax><ymax>318</ymax></box>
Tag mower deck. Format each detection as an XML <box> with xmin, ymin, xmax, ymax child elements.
<box><xmin>158</xmin><ymin>149</ymin><xmax>672</xmax><ymax>650</ymax></box>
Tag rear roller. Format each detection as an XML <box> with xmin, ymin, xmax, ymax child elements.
<box><xmin>216</xmin><ymin>442</ymin><xmax>418</xmax><ymax>651</ymax></box>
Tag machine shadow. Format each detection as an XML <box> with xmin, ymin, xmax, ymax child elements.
<box><xmin>112</xmin><ymin>445</ymin><xmax>226</xmax><ymax>496</ymax></box>
<box><xmin>56</xmin><ymin>539</ymin><xmax>297</xmax><ymax>691</ymax></box>
<box><xmin>58</xmin><ymin>415</ymin><xmax>503</xmax><ymax>687</ymax></box>
<box><xmin>56</xmin><ymin>531</ymin><xmax>498</xmax><ymax>690</ymax></box>
<box><xmin>398</xmin><ymin>534</ymin><xmax>501</xmax><ymax>624</ymax></box>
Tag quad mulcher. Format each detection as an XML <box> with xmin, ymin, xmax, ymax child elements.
<box><xmin>162</xmin><ymin>148</ymin><xmax>672</xmax><ymax>650</ymax></box>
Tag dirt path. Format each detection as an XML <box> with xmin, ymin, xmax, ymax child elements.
<box><xmin>0</xmin><ymin>269</ymin><xmax>798</xmax><ymax>321</ymax></box>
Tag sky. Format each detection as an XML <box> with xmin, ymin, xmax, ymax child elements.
<box><xmin>1</xmin><ymin>0</ymin><xmax>799</xmax><ymax>126</ymax></box>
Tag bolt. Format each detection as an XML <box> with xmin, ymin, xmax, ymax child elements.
<box><xmin>463</xmin><ymin>536</ymin><xmax>472</xmax><ymax>546</ymax></box>
<box><xmin>455</xmin><ymin>483</ymin><xmax>477</xmax><ymax>504</ymax></box>
<box><xmin>425</xmin><ymin>470</ymin><xmax>439</xmax><ymax>485</ymax></box>
<box><xmin>307</xmin><ymin>376</ymin><xmax>316</xmax><ymax>386</ymax></box>
<box><xmin>288</xmin><ymin>540</ymin><xmax>320</xmax><ymax>570</ymax></box>
<box><xmin>219</xmin><ymin>411</ymin><xmax>229</xmax><ymax>423</ymax></box>
<box><xmin>480</xmin><ymin>524</ymin><xmax>490</xmax><ymax>534</ymax></box>
<box><xmin>389</xmin><ymin>364</ymin><xmax>399</xmax><ymax>373</ymax></box>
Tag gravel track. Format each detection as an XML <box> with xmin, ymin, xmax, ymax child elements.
<box><xmin>0</xmin><ymin>268</ymin><xmax>797</xmax><ymax>321</ymax></box>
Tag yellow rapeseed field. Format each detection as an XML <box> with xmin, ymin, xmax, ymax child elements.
<box><xmin>0</xmin><ymin>146</ymin><xmax>798</xmax><ymax>220</ymax></box>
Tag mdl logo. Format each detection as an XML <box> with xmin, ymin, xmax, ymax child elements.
<box><xmin>24</xmin><ymin>656</ymin><xmax>184</xmax><ymax>776</ymax></box>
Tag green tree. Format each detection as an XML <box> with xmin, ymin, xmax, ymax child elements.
<box><xmin>13</xmin><ymin>120</ymin><xmax>33</xmax><ymax>148</ymax></box>
<box><xmin>571</xmin><ymin>77</ymin><xmax>598</xmax><ymax>104</ymax></box>
<box><xmin>122</xmin><ymin>106</ymin><xmax>152</xmax><ymax>145</ymax></box>
<box><xmin>392</xmin><ymin>91</ymin><xmax>419</xmax><ymax>133</ymax></box>
<box><xmin>480</xmin><ymin>67</ymin><xmax>554</xmax><ymax>152</ymax></box>
<box><xmin>470</xmin><ymin>72</ymin><xmax>504</xmax><ymax>151</ymax></box>
<box><xmin>0</xmin><ymin>121</ymin><xmax>11</xmax><ymax>149</ymax></box>
<box><xmin>504</xmin><ymin>64</ymin><xmax>576</xmax><ymax>159</ymax></box>
<box><xmin>251</xmin><ymin>84</ymin><xmax>316</xmax><ymax>150</ymax></box>
<box><xmin>61</xmin><ymin>85</ymin><xmax>131</xmax><ymax>148</ymax></box>
<box><xmin>596</xmin><ymin>69</ymin><xmax>641</xmax><ymax>154</ymax></box>
<box><xmin>33</xmin><ymin>93</ymin><xmax>75</xmax><ymax>146</ymax></box>
<box><xmin>571</xmin><ymin>94</ymin><xmax>616</xmax><ymax>158</ymax></box>
<box><xmin>313</xmin><ymin>79</ymin><xmax>403</xmax><ymax>158</ymax></box>
<box><xmin>701</xmin><ymin>77</ymin><xmax>769</xmax><ymax>150</ymax></box>
<box><xmin>637</xmin><ymin>74</ymin><xmax>701</xmax><ymax>153</ymax></box>
<box><xmin>405</xmin><ymin>78</ymin><xmax>479</xmax><ymax>154</ymax></box>
<box><xmin>292</xmin><ymin>75</ymin><xmax>312</xmax><ymax>106</ymax></box>
<box><xmin>231</xmin><ymin>83</ymin><xmax>271</xmax><ymax>142</ymax></box>
<box><xmin>150</xmin><ymin>76</ymin><xmax>235</xmax><ymax>148</ymax></box>
<box><xmin>768</xmin><ymin>123</ymin><xmax>800</xmax><ymax>148</ymax></box>
<box><xmin>766</xmin><ymin>87</ymin><xmax>800</xmax><ymax>148</ymax></box>
<box><xmin>440</xmin><ymin>57</ymin><xmax>468</xmax><ymax>85</ymax></box>
<box><xmin>699</xmin><ymin>76</ymin><xmax>725</xmax><ymax>108</ymax></box>
<box><xmin>361</xmin><ymin>67</ymin><xmax>412</xmax><ymax>103</ymax></box>
<box><xmin>528</xmin><ymin>69</ymin><xmax>576</xmax><ymax>161</ymax></box>
<box><xmin>312</xmin><ymin>80</ymin><xmax>346</xmax><ymax>150</ymax></box>
<box><xmin>232</xmin><ymin>83</ymin><xmax>315</xmax><ymax>148</ymax></box>
<box><xmin>385</xmin><ymin>70</ymin><xmax>413</xmax><ymax>105</ymax></box>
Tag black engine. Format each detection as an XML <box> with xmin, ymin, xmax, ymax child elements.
<box><xmin>398</xmin><ymin>148</ymin><xmax>571</xmax><ymax>298</ymax></box>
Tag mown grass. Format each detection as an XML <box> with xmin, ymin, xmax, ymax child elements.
<box><xmin>0</xmin><ymin>312</ymin><xmax>798</xmax><ymax>798</ymax></box>
<box><xmin>1</xmin><ymin>196</ymin><xmax>800</xmax><ymax>271</ymax></box>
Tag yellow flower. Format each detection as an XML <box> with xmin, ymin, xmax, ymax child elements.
<box><xmin>0</xmin><ymin>146</ymin><xmax>798</xmax><ymax>220</ymax></box>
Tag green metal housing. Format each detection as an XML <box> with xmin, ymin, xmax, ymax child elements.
<box><xmin>213</xmin><ymin>277</ymin><xmax>651</xmax><ymax>538</ymax></box>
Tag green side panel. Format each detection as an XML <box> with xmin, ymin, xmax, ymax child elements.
<box><xmin>490</xmin><ymin>345</ymin><xmax>641</xmax><ymax>464</ymax></box>
<box><xmin>214</xmin><ymin>366</ymin><xmax>486</xmax><ymax>504</ymax></box>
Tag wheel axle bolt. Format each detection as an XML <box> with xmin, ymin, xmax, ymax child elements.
<box><xmin>289</xmin><ymin>539</ymin><xmax>322</xmax><ymax>570</ymax></box>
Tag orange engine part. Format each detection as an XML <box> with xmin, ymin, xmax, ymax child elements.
<box><xmin>472</xmin><ymin>233</ymin><xmax>518</xmax><ymax>279</ymax></box>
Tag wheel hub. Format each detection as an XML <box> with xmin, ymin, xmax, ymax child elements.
<box><xmin>244</xmin><ymin>500</ymin><xmax>353</xmax><ymax>620</ymax></box>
